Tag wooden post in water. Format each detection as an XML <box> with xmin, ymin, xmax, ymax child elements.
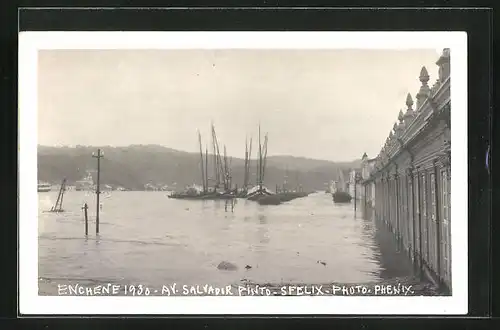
<box><xmin>92</xmin><ymin>149</ymin><xmax>103</xmax><ymax>235</ymax></box>
<box><xmin>82</xmin><ymin>203</ymin><xmax>89</xmax><ymax>236</ymax></box>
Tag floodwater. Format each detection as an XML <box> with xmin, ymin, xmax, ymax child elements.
<box><xmin>38</xmin><ymin>191</ymin><xmax>416</xmax><ymax>295</ymax></box>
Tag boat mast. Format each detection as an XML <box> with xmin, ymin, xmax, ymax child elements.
<box><xmin>229</xmin><ymin>156</ymin><xmax>233</xmax><ymax>190</ymax></box>
<box><xmin>243</xmin><ymin>137</ymin><xmax>248</xmax><ymax>191</ymax></box>
<box><xmin>247</xmin><ymin>137</ymin><xmax>253</xmax><ymax>190</ymax></box>
<box><xmin>338</xmin><ymin>168</ymin><xmax>345</xmax><ymax>192</ymax></box>
<box><xmin>223</xmin><ymin>145</ymin><xmax>228</xmax><ymax>191</ymax></box>
<box><xmin>258</xmin><ymin>124</ymin><xmax>262</xmax><ymax>190</ymax></box>
<box><xmin>205</xmin><ymin>146</ymin><xmax>209</xmax><ymax>192</ymax></box>
<box><xmin>198</xmin><ymin>130</ymin><xmax>206</xmax><ymax>193</ymax></box>
<box><xmin>261</xmin><ymin>133</ymin><xmax>268</xmax><ymax>187</ymax></box>
<box><xmin>211</xmin><ymin>123</ymin><xmax>219</xmax><ymax>189</ymax></box>
<box><xmin>212</xmin><ymin>124</ymin><xmax>225</xmax><ymax>190</ymax></box>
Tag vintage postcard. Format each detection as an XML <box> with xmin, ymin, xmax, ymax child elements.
<box><xmin>19</xmin><ymin>31</ymin><xmax>467</xmax><ymax>314</ymax></box>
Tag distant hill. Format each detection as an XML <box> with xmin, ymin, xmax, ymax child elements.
<box><xmin>37</xmin><ymin>145</ymin><xmax>361</xmax><ymax>192</ymax></box>
<box><xmin>265</xmin><ymin>155</ymin><xmax>362</xmax><ymax>171</ymax></box>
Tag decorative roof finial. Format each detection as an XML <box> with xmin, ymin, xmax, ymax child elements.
<box><xmin>406</xmin><ymin>93</ymin><xmax>414</xmax><ymax>109</ymax></box>
<box><xmin>396</xmin><ymin>109</ymin><xmax>406</xmax><ymax>136</ymax></box>
<box><xmin>404</xmin><ymin>93</ymin><xmax>415</xmax><ymax>123</ymax></box>
<box><xmin>416</xmin><ymin>66</ymin><xmax>431</xmax><ymax>110</ymax></box>
<box><xmin>398</xmin><ymin>109</ymin><xmax>404</xmax><ymax>123</ymax></box>
<box><xmin>395</xmin><ymin>119</ymin><xmax>405</xmax><ymax>137</ymax></box>
<box><xmin>419</xmin><ymin>66</ymin><xmax>430</xmax><ymax>85</ymax></box>
<box><xmin>396</xmin><ymin>113</ymin><xmax>406</xmax><ymax>136</ymax></box>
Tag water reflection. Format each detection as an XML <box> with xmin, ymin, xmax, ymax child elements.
<box><xmin>257</xmin><ymin>221</ymin><xmax>269</xmax><ymax>246</ymax></box>
<box><xmin>224</xmin><ymin>199</ymin><xmax>235</xmax><ymax>212</ymax></box>
<box><xmin>362</xmin><ymin>203</ymin><xmax>413</xmax><ymax>279</ymax></box>
<box><xmin>258</xmin><ymin>214</ymin><xmax>267</xmax><ymax>225</ymax></box>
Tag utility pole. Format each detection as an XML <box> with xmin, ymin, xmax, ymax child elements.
<box><xmin>92</xmin><ymin>149</ymin><xmax>103</xmax><ymax>234</ymax></box>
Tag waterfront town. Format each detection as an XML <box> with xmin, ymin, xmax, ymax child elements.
<box><xmin>351</xmin><ymin>48</ymin><xmax>451</xmax><ymax>291</ymax></box>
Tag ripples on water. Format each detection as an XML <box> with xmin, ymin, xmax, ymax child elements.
<box><xmin>38</xmin><ymin>191</ymin><xmax>413</xmax><ymax>295</ymax></box>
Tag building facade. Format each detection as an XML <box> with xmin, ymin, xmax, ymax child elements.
<box><xmin>348</xmin><ymin>169</ymin><xmax>363</xmax><ymax>200</ymax></box>
<box><xmin>360</xmin><ymin>153</ymin><xmax>376</xmax><ymax>208</ymax></box>
<box><xmin>363</xmin><ymin>49</ymin><xmax>451</xmax><ymax>291</ymax></box>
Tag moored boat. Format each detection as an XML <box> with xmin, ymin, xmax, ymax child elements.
<box><xmin>332</xmin><ymin>191</ymin><xmax>352</xmax><ymax>203</ymax></box>
<box><xmin>168</xmin><ymin>188</ymin><xmax>237</xmax><ymax>200</ymax></box>
<box><xmin>37</xmin><ymin>182</ymin><xmax>52</xmax><ymax>192</ymax></box>
<box><xmin>75</xmin><ymin>172</ymin><xmax>94</xmax><ymax>191</ymax></box>
<box><xmin>332</xmin><ymin>169</ymin><xmax>352</xmax><ymax>203</ymax></box>
<box><xmin>246</xmin><ymin>185</ymin><xmax>274</xmax><ymax>201</ymax></box>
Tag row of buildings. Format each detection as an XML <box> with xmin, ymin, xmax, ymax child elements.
<box><xmin>348</xmin><ymin>48</ymin><xmax>452</xmax><ymax>292</ymax></box>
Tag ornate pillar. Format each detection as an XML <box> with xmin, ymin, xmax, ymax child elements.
<box><xmin>376</xmin><ymin>176</ymin><xmax>380</xmax><ymax>222</ymax></box>
<box><xmin>394</xmin><ymin>169</ymin><xmax>400</xmax><ymax>241</ymax></box>
<box><xmin>382</xmin><ymin>174</ymin><xmax>385</xmax><ymax>223</ymax></box>
<box><xmin>386</xmin><ymin>171</ymin><xmax>391</xmax><ymax>228</ymax></box>
<box><xmin>406</xmin><ymin>167</ymin><xmax>414</xmax><ymax>259</ymax></box>
<box><xmin>414</xmin><ymin>166</ymin><xmax>423</xmax><ymax>276</ymax></box>
<box><xmin>432</xmin><ymin>158</ymin><xmax>442</xmax><ymax>283</ymax></box>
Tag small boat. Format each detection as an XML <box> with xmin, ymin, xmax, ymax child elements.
<box><xmin>75</xmin><ymin>172</ymin><xmax>94</xmax><ymax>191</ymax></box>
<box><xmin>332</xmin><ymin>169</ymin><xmax>352</xmax><ymax>203</ymax></box>
<box><xmin>332</xmin><ymin>191</ymin><xmax>352</xmax><ymax>203</ymax></box>
<box><xmin>245</xmin><ymin>185</ymin><xmax>274</xmax><ymax>200</ymax></box>
<box><xmin>168</xmin><ymin>185</ymin><xmax>207</xmax><ymax>200</ymax></box>
<box><xmin>37</xmin><ymin>182</ymin><xmax>52</xmax><ymax>192</ymax></box>
<box><xmin>257</xmin><ymin>195</ymin><xmax>282</xmax><ymax>205</ymax></box>
<box><xmin>102</xmin><ymin>184</ymin><xmax>113</xmax><ymax>191</ymax></box>
<box><xmin>216</xmin><ymin>190</ymin><xmax>237</xmax><ymax>199</ymax></box>
<box><xmin>168</xmin><ymin>188</ymin><xmax>236</xmax><ymax>200</ymax></box>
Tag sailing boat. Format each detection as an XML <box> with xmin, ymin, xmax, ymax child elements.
<box><xmin>169</xmin><ymin>130</ymin><xmax>211</xmax><ymax>200</ymax></box>
<box><xmin>332</xmin><ymin>168</ymin><xmax>352</xmax><ymax>203</ymax></box>
<box><xmin>168</xmin><ymin>125</ymin><xmax>235</xmax><ymax>200</ymax></box>
<box><xmin>210</xmin><ymin>124</ymin><xmax>235</xmax><ymax>199</ymax></box>
<box><xmin>246</xmin><ymin>124</ymin><xmax>274</xmax><ymax>200</ymax></box>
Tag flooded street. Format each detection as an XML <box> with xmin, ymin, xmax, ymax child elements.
<box><xmin>38</xmin><ymin>191</ymin><xmax>416</xmax><ymax>295</ymax></box>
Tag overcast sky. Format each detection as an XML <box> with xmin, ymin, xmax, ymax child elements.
<box><xmin>38</xmin><ymin>49</ymin><xmax>442</xmax><ymax>162</ymax></box>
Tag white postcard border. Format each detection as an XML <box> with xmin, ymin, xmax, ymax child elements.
<box><xmin>19</xmin><ymin>31</ymin><xmax>468</xmax><ymax>315</ymax></box>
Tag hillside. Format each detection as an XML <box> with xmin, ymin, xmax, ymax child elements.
<box><xmin>37</xmin><ymin>145</ymin><xmax>360</xmax><ymax>192</ymax></box>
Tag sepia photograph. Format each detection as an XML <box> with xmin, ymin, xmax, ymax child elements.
<box><xmin>19</xmin><ymin>31</ymin><xmax>467</xmax><ymax>314</ymax></box>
